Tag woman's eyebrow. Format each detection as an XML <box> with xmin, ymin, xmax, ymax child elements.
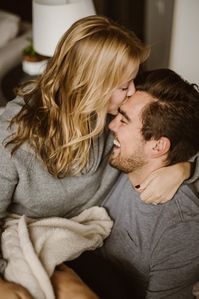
<box><xmin>118</xmin><ymin>107</ymin><xmax>131</xmax><ymax>122</ymax></box>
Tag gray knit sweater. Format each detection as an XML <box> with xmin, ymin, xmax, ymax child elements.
<box><xmin>0</xmin><ymin>97</ymin><xmax>119</xmax><ymax>221</ymax></box>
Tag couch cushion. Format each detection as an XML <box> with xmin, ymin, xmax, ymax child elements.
<box><xmin>0</xmin><ymin>10</ymin><xmax>21</xmax><ymax>48</ymax></box>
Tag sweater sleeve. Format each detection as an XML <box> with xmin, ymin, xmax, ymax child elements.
<box><xmin>187</xmin><ymin>152</ymin><xmax>199</xmax><ymax>193</ymax></box>
<box><xmin>0</xmin><ymin>141</ymin><xmax>18</xmax><ymax>274</ymax></box>
<box><xmin>146</xmin><ymin>221</ymin><xmax>199</xmax><ymax>299</ymax></box>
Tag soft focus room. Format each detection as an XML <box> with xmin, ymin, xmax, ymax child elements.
<box><xmin>0</xmin><ymin>0</ymin><xmax>199</xmax><ymax>111</ymax></box>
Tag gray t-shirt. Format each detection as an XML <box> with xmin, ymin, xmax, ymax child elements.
<box><xmin>101</xmin><ymin>174</ymin><xmax>199</xmax><ymax>299</ymax></box>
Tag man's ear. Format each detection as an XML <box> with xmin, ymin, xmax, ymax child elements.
<box><xmin>151</xmin><ymin>137</ymin><xmax>170</xmax><ymax>158</ymax></box>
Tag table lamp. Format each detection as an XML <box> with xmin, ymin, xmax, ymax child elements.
<box><xmin>32</xmin><ymin>0</ymin><xmax>96</xmax><ymax>57</ymax></box>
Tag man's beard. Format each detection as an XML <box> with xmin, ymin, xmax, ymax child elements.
<box><xmin>109</xmin><ymin>150</ymin><xmax>146</xmax><ymax>173</ymax></box>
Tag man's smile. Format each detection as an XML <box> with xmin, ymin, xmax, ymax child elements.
<box><xmin>113</xmin><ymin>138</ymin><xmax>120</xmax><ymax>148</ymax></box>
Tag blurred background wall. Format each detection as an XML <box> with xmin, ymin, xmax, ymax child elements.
<box><xmin>144</xmin><ymin>0</ymin><xmax>199</xmax><ymax>84</ymax></box>
<box><xmin>169</xmin><ymin>0</ymin><xmax>199</xmax><ymax>84</ymax></box>
<box><xmin>0</xmin><ymin>0</ymin><xmax>198</xmax><ymax>84</ymax></box>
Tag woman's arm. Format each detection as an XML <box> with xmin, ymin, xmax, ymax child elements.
<box><xmin>137</xmin><ymin>162</ymin><xmax>192</xmax><ymax>204</ymax></box>
<box><xmin>51</xmin><ymin>264</ymin><xmax>99</xmax><ymax>299</ymax></box>
<box><xmin>0</xmin><ymin>140</ymin><xmax>19</xmax><ymax>273</ymax></box>
<box><xmin>0</xmin><ymin>140</ymin><xmax>25</xmax><ymax>297</ymax></box>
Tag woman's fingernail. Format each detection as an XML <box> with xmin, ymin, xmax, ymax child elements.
<box><xmin>135</xmin><ymin>185</ymin><xmax>140</xmax><ymax>189</ymax></box>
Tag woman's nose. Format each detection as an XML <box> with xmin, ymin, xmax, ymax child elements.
<box><xmin>127</xmin><ymin>81</ymin><xmax>135</xmax><ymax>97</ymax></box>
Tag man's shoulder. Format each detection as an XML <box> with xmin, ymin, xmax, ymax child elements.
<box><xmin>174</xmin><ymin>183</ymin><xmax>199</xmax><ymax>204</ymax></box>
<box><xmin>170</xmin><ymin>183</ymin><xmax>199</xmax><ymax>220</ymax></box>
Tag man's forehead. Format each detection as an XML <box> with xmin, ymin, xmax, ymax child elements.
<box><xmin>128</xmin><ymin>90</ymin><xmax>154</xmax><ymax>105</ymax></box>
<box><xmin>124</xmin><ymin>91</ymin><xmax>154</xmax><ymax>115</ymax></box>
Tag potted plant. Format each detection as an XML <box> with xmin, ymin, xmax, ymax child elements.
<box><xmin>22</xmin><ymin>38</ymin><xmax>49</xmax><ymax>76</ymax></box>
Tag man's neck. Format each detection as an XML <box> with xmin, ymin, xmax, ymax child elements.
<box><xmin>128</xmin><ymin>160</ymin><xmax>165</xmax><ymax>187</ymax></box>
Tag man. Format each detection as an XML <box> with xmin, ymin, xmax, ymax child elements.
<box><xmin>100</xmin><ymin>69</ymin><xmax>199</xmax><ymax>298</ymax></box>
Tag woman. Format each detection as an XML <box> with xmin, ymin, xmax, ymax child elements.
<box><xmin>0</xmin><ymin>15</ymin><xmax>196</xmax><ymax>298</ymax></box>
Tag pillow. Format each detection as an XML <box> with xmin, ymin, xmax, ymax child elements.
<box><xmin>0</xmin><ymin>10</ymin><xmax>21</xmax><ymax>48</ymax></box>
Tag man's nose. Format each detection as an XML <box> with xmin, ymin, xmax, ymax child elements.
<box><xmin>126</xmin><ymin>81</ymin><xmax>135</xmax><ymax>97</ymax></box>
<box><xmin>109</xmin><ymin>115</ymin><xmax>120</xmax><ymax>132</ymax></box>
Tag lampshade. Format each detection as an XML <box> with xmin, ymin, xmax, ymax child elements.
<box><xmin>33</xmin><ymin>0</ymin><xmax>96</xmax><ymax>57</ymax></box>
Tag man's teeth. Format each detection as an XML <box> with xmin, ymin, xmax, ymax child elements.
<box><xmin>113</xmin><ymin>139</ymin><xmax>120</xmax><ymax>147</ymax></box>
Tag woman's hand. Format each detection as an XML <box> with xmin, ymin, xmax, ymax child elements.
<box><xmin>137</xmin><ymin>162</ymin><xmax>191</xmax><ymax>204</ymax></box>
<box><xmin>51</xmin><ymin>263</ymin><xmax>99</xmax><ymax>299</ymax></box>
<box><xmin>0</xmin><ymin>278</ymin><xmax>33</xmax><ymax>299</ymax></box>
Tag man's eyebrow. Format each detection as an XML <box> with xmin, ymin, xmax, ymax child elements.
<box><xmin>118</xmin><ymin>107</ymin><xmax>131</xmax><ymax>122</ymax></box>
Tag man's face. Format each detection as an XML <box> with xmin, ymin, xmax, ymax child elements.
<box><xmin>108</xmin><ymin>91</ymin><xmax>154</xmax><ymax>173</ymax></box>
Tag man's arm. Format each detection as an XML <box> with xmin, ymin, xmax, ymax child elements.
<box><xmin>146</xmin><ymin>221</ymin><xmax>199</xmax><ymax>299</ymax></box>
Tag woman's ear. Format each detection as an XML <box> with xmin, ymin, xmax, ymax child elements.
<box><xmin>151</xmin><ymin>137</ymin><xmax>171</xmax><ymax>158</ymax></box>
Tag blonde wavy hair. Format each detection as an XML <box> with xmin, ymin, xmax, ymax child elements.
<box><xmin>8</xmin><ymin>15</ymin><xmax>149</xmax><ymax>177</ymax></box>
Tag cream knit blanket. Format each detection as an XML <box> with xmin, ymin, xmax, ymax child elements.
<box><xmin>1</xmin><ymin>206</ymin><xmax>113</xmax><ymax>299</ymax></box>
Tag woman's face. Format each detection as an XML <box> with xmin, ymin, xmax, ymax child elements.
<box><xmin>108</xmin><ymin>67</ymin><xmax>139</xmax><ymax>115</ymax></box>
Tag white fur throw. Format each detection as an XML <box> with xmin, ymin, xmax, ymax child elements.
<box><xmin>1</xmin><ymin>207</ymin><xmax>113</xmax><ymax>299</ymax></box>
